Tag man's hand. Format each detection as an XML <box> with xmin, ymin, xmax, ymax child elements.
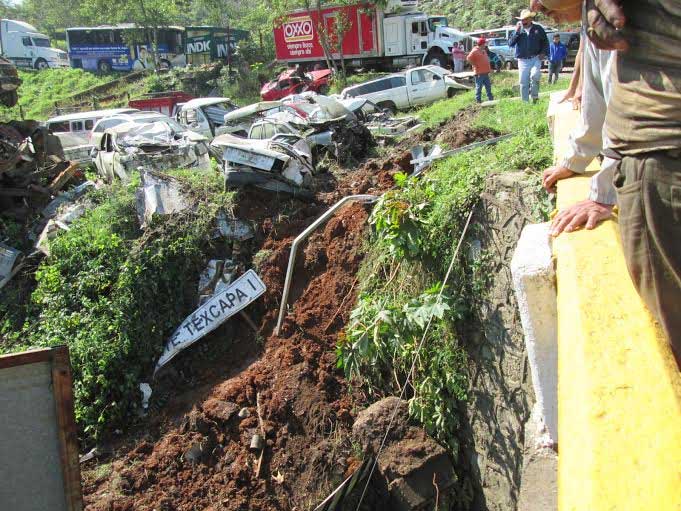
<box><xmin>585</xmin><ymin>0</ymin><xmax>629</xmax><ymax>50</ymax></box>
<box><xmin>542</xmin><ymin>165</ymin><xmax>576</xmax><ymax>193</ymax></box>
<box><xmin>550</xmin><ymin>199</ymin><xmax>614</xmax><ymax>236</ymax></box>
<box><xmin>572</xmin><ymin>88</ymin><xmax>582</xmax><ymax>110</ymax></box>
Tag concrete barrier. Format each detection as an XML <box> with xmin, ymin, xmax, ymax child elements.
<box><xmin>511</xmin><ymin>222</ymin><xmax>557</xmax><ymax>446</ymax></box>
<box><xmin>548</xmin><ymin>94</ymin><xmax>681</xmax><ymax>511</ymax></box>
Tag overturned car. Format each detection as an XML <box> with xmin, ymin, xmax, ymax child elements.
<box><xmin>91</xmin><ymin>119</ymin><xmax>211</xmax><ymax>182</ymax></box>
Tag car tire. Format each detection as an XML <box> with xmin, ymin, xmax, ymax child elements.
<box><xmin>505</xmin><ymin>60</ymin><xmax>514</xmax><ymax>70</ymax></box>
<box><xmin>159</xmin><ymin>59</ymin><xmax>171</xmax><ymax>70</ymax></box>
<box><xmin>98</xmin><ymin>60</ymin><xmax>112</xmax><ymax>73</ymax></box>
<box><xmin>426</xmin><ymin>51</ymin><xmax>448</xmax><ymax>68</ymax></box>
<box><xmin>377</xmin><ymin>101</ymin><xmax>397</xmax><ymax>114</ymax></box>
<box><xmin>317</xmin><ymin>84</ymin><xmax>330</xmax><ymax>95</ymax></box>
<box><xmin>34</xmin><ymin>58</ymin><xmax>49</xmax><ymax>70</ymax></box>
<box><xmin>447</xmin><ymin>88</ymin><xmax>458</xmax><ymax>98</ymax></box>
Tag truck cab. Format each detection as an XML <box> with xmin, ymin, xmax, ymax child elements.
<box><xmin>382</xmin><ymin>13</ymin><xmax>468</xmax><ymax>68</ymax></box>
<box><xmin>0</xmin><ymin>19</ymin><xmax>69</xmax><ymax>69</ymax></box>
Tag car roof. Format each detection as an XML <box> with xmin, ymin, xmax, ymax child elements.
<box><xmin>343</xmin><ymin>74</ymin><xmax>400</xmax><ymax>91</ymax></box>
<box><xmin>47</xmin><ymin>108</ymin><xmax>139</xmax><ymax>123</ymax></box>
<box><xmin>181</xmin><ymin>97</ymin><xmax>233</xmax><ymax>109</ymax></box>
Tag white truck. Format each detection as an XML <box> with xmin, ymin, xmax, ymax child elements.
<box><xmin>339</xmin><ymin>65</ymin><xmax>471</xmax><ymax>112</ymax></box>
<box><xmin>0</xmin><ymin>19</ymin><xmax>69</xmax><ymax>69</ymax></box>
<box><xmin>274</xmin><ymin>0</ymin><xmax>468</xmax><ymax>70</ymax></box>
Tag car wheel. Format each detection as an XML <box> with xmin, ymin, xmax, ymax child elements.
<box><xmin>98</xmin><ymin>60</ymin><xmax>112</xmax><ymax>73</ymax></box>
<box><xmin>377</xmin><ymin>101</ymin><xmax>397</xmax><ymax>114</ymax></box>
<box><xmin>159</xmin><ymin>59</ymin><xmax>171</xmax><ymax>70</ymax></box>
<box><xmin>318</xmin><ymin>84</ymin><xmax>330</xmax><ymax>95</ymax></box>
<box><xmin>34</xmin><ymin>58</ymin><xmax>49</xmax><ymax>70</ymax></box>
<box><xmin>505</xmin><ymin>60</ymin><xmax>514</xmax><ymax>70</ymax></box>
<box><xmin>427</xmin><ymin>52</ymin><xmax>448</xmax><ymax>68</ymax></box>
<box><xmin>447</xmin><ymin>88</ymin><xmax>458</xmax><ymax>98</ymax></box>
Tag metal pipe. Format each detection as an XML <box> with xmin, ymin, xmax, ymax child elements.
<box><xmin>275</xmin><ymin>194</ymin><xmax>378</xmax><ymax>336</ymax></box>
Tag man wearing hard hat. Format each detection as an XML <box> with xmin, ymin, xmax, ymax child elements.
<box><xmin>508</xmin><ymin>9</ymin><xmax>550</xmax><ymax>102</ymax></box>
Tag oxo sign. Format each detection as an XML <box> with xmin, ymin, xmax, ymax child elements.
<box><xmin>283</xmin><ymin>16</ymin><xmax>314</xmax><ymax>42</ymax></box>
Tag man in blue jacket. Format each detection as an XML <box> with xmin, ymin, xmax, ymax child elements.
<box><xmin>508</xmin><ymin>9</ymin><xmax>550</xmax><ymax>102</ymax></box>
<box><xmin>548</xmin><ymin>33</ymin><xmax>568</xmax><ymax>84</ymax></box>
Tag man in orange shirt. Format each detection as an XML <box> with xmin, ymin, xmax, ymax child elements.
<box><xmin>467</xmin><ymin>38</ymin><xmax>494</xmax><ymax>103</ymax></box>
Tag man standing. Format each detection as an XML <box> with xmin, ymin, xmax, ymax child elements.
<box><xmin>467</xmin><ymin>38</ymin><xmax>494</xmax><ymax>103</ymax></box>
<box><xmin>451</xmin><ymin>41</ymin><xmax>466</xmax><ymax>73</ymax></box>
<box><xmin>548</xmin><ymin>33</ymin><xmax>567</xmax><ymax>84</ymax></box>
<box><xmin>508</xmin><ymin>9</ymin><xmax>550</xmax><ymax>102</ymax></box>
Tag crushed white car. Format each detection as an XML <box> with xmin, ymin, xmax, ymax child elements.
<box><xmin>91</xmin><ymin>119</ymin><xmax>211</xmax><ymax>182</ymax></box>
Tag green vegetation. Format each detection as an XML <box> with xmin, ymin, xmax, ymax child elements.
<box><xmin>417</xmin><ymin>71</ymin><xmax>569</xmax><ymax>127</ymax></box>
<box><xmin>338</xmin><ymin>82</ymin><xmax>555</xmax><ymax>459</ymax></box>
<box><xmin>0</xmin><ymin>68</ymin><xmax>115</xmax><ymax>120</ymax></box>
<box><xmin>1</xmin><ymin>170</ymin><xmax>234</xmax><ymax>441</ymax></box>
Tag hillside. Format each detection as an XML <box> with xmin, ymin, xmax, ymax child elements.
<box><xmin>419</xmin><ymin>0</ymin><xmax>529</xmax><ymax>30</ymax></box>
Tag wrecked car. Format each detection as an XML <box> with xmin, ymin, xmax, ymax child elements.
<box><xmin>340</xmin><ymin>97</ymin><xmax>421</xmax><ymax>139</ymax></box>
<box><xmin>211</xmin><ymin>132</ymin><xmax>315</xmax><ymax>198</ymax></box>
<box><xmin>223</xmin><ymin>94</ymin><xmax>374</xmax><ymax>166</ymax></box>
<box><xmin>91</xmin><ymin>119</ymin><xmax>210</xmax><ymax>182</ymax></box>
<box><xmin>260</xmin><ymin>68</ymin><xmax>332</xmax><ymax>101</ymax></box>
<box><xmin>175</xmin><ymin>97</ymin><xmax>240</xmax><ymax>140</ymax></box>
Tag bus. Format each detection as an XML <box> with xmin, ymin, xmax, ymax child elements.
<box><xmin>66</xmin><ymin>24</ymin><xmax>186</xmax><ymax>72</ymax></box>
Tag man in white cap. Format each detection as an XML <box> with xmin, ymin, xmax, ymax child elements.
<box><xmin>508</xmin><ymin>9</ymin><xmax>550</xmax><ymax>102</ymax></box>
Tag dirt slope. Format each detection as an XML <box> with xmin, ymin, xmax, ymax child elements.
<box><xmin>83</xmin><ymin>111</ymin><xmax>494</xmax><ymax>511</ymax></box>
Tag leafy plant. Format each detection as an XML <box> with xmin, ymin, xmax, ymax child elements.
<box><xmin>337</xmin><ymin>286</ymin><xmax>467</xmax><ymax>450</ymax></box>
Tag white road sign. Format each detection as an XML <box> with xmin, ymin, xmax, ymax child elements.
<box><xmin>155</xmin><ymin>269</ymin><xmax>266</xmax><ymax>372</ymax></box>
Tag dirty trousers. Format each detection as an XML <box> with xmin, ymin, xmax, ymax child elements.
<box><xmin>615</xmin><ymin>150</ymin><xmax>681</xmax><ymax>364</ymax></box>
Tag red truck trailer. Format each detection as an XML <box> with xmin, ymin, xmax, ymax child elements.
<box><xmin>273</xmin><ymin>1</ymin><xmax>467</xmax><ymax>71</ymax></box>
<box><xmin>128</xmin><ymin>91</ymin><xmax>195</xmax><ymax>117</ymax></box>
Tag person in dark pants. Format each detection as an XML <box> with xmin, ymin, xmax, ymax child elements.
<box><xmin>548</xmin><ymin>33</ymin><xmax>567</xmax><ymax>84</ymax></box>
<box><xmin>467</xmin><ymin>38</ymin><xmax>493</xmax><ymax>103</ymax></box>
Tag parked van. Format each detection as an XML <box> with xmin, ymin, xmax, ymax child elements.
<box><xmin>46</xmin><ymin>108</ymin><xmax>139</xmax><ymax>149</ymax></box>
<box><xmin>340</xmin><ymin>65</ymin><xmax>470</xmax><ymax>112</ymax></box>
<box><xmin>0</xmin><ymin>19</ymin><xmax>68</xmax><ymax>69</ymax></box>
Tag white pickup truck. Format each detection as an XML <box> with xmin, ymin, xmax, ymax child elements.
<box><xmin>339</xmin><ymin>65</ymin><xmax>471</xmax><ymax>112</ymax></box>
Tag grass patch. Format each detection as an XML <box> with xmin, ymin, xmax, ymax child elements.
<box><xmin>0</xmin><ymin>68</ymin><xmax>117</xmax><ymax>121</ymax></box>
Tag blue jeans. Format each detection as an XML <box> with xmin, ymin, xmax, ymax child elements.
<box><xmin>475</xmin><ymin>74</ymin><xmax>493</xmax><ymax>103</ymax></box>
<box><xmin>518</xmin><ymin>56</ymin><xmax>542</xmax><ymax>101</ymax></box>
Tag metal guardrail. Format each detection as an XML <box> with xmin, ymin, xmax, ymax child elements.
<box><xmin>274</xmin><ymin>194</ymin><xmax>378</xmax><ymax>335</ymax></box>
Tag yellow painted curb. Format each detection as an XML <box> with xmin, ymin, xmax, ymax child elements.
<box><xmin>550</xmin><ymin>98</ymin><xmax>681</xmax><ymax>511</ymax></box>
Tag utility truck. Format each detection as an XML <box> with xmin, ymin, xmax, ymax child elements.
<box><xmin>0</xmin><ymin>19</ymin><xmax>68</xmax><ymax>69</ymax></box>
<box><xmin>273</xmin><ymin>0</ymin><xmax>466</xmax><ymax>70</ymax></box>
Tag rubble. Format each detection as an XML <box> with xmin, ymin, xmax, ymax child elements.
<box><xmin>0</xmin><ymin>243</ymin><xmax>20</xmax><ymax>288</ymax></box>
<box><xmin>135</xmin><ymin>171</ymin><xmax>190</xmax><ymax>227</ymax></box>
<box><xmin>0</xmin><ymin>121</ymin><xmax>74</xmax><ymax>221</ymax></box>
<box><xmin>352</xmin><ymin>397</ymin><xmax>457</xmax><ymax>511</ymax></box>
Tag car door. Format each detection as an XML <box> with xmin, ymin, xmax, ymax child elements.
<box><xmin>408</xmin><ymin>68</ymin><xmax>440</xmax><ymax>106</ymax></box>
<box><xmin>95</xmin><ymin>133</ymin><xmax>117</xmax><ymax>182</ymax></box>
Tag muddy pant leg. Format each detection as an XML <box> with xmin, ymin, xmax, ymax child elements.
<box><xmin>615</xmin><ymin>151</ymin><xmax>681</xmax><ymax>363</ymax></box>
